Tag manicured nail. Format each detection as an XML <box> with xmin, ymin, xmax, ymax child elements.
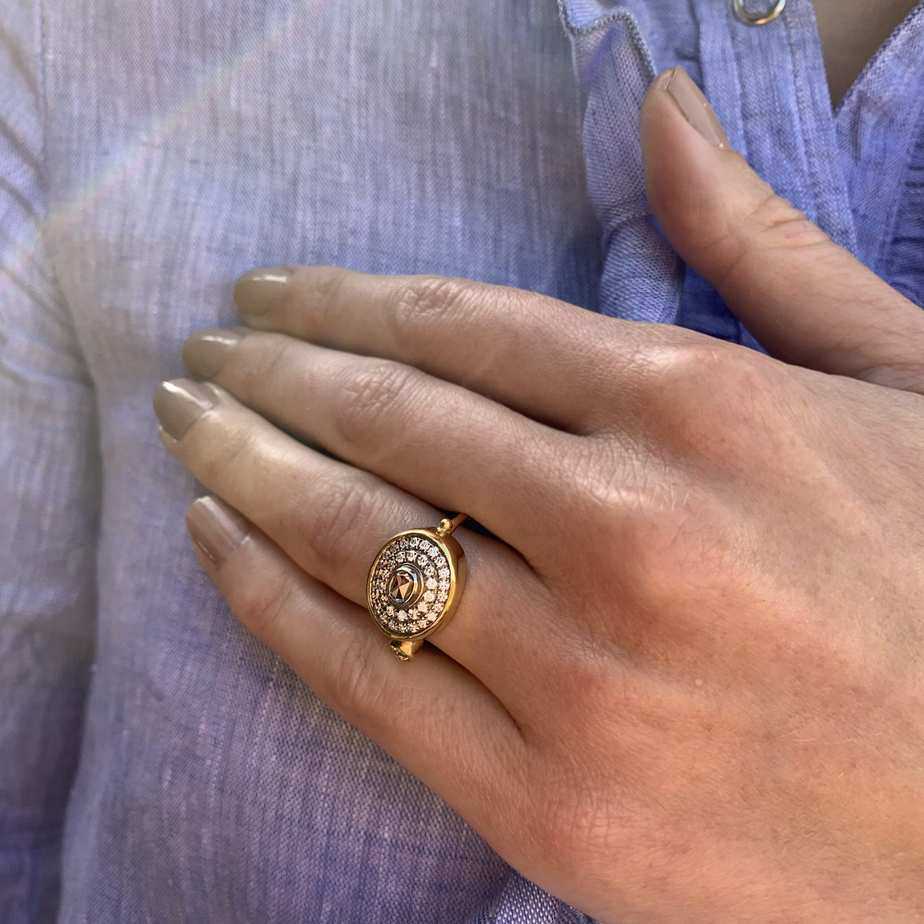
<box><xmin>182</xmin><ymin>327</ymin><xmax>246</xmax><ymax>379</ymax></box>
<box><xmin>662</xmin><ymin>66</ymin><xmax>728</xmax><ymax>148</ymax></box>
<box><xmin>234</xmin><ymin>266</ymin><xmax>292</xmax><ymax>317</ymax></box>
<box><xmin>153</xmin><ymin>378</ymin><xmax>216</xmax><ymax>440</ymax></box>
<box><xmin>186</xmin><ymin>495</ymin><xmax>249</xmax><ymax>565</ymax></box>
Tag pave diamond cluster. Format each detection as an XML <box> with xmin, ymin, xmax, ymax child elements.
<box><xmin>368</xmin><ymin>532</ymin><xmax>453</xmax><ymax>637</ymax></box>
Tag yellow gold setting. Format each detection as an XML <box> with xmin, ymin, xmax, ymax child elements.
<box><xmin>366</xmin><ymin>514</ymin><xmax>467</xmax><ymax>661</ymax></box>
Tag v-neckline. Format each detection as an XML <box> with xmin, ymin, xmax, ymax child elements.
<box><xmin>831</xmin><ymin>0</ymin><xmax>924</xmax><ymax>117</ymax></box>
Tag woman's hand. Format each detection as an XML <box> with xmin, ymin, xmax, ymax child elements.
<box><xmin>154</xmin><ymin>69</ymin><xmax>924</xmax><ymax>921</ymax></box>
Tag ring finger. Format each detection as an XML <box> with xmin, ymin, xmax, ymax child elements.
<box><xmin>186</xmin><ymin>495</ymin><xmax>527</xmax><ymax>845</ymax></box>
<box><xmin>153</xmin><ymin>377</ymin><xmax>550</xmax><ymax>708</ymax></box>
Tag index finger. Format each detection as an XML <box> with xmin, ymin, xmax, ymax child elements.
<box><xmin>231</xmin><ymin>266</ymin><xmax>684</xmax><ymax>434</ymax></box>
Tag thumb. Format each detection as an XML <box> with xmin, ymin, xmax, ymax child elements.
<box><xmin>641</xmin><ymin>66</ymin><xmax>924</xmax><ymax>394</ymax></box>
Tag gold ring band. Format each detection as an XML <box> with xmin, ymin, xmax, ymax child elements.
<box><xmin>366</xmin><ymin>514</ymin><xmax>468</xmax><ymax>660</ymax></box>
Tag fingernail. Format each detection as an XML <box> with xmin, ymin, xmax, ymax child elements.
<box><xmin>153</xmin><ymin>378</ymin><xmax>216</xmax><ymax>440</ymax></box>
<box><xmin>662</xmin><ymin>66</ymin><xmax>729</xmax><ymax>148</ymax></box>
<box><xmin>234</xmin><ymin>266</ymin><xmax>292</xmax><ymax>317</ymax></box>
<box><xmin>186</xmin><ymin>495</ymin><xmax>249</xmax><ymax>566</ymax></box>
<box><xmin>183</xmin><ymin>327</ymin><xmax>246</xmax><ymax>379</ymax></box>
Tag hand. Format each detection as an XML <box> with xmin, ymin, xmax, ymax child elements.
<box><xmin>154</xmin><ymin>68</ymin><xmax>924</xmax><ymax>921</ymax></box>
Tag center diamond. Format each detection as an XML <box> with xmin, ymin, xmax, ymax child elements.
<box><xmin>387</xmin><ymin>564</ymin><xmax>423</xmax><ymax>608</ymax></box>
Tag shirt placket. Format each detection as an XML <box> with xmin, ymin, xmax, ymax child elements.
<box><xmin>560</xmin><ymin>4</ymin><xmax>685</xmax><ymax>323</ymax></box>
<box><xmin>688</xmin><ymin>0</ymin><xmax>856</xmax><ymax>346</ymax></box>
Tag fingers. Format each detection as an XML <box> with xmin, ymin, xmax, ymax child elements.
<box><xmin>642</xmin><ymin>66</ymin><xmax>924</xmax><ymax>394</ymax></box>
<box><xmin>180</xmin><ymin>326</ymin><xmax>575</xmax><ymax>554</ymax></box>
<box><xmin>231</xmin><ymin>265</ymin><xmax>674</xmax><ymax>434</ymax></box>
<box><xmin>153</xmin><ymin>378</ymin><xmax>549</xmax><ymax>705</ymax></box>
<box><xmin>185</xmin><ymin>494</ymin><xmax>524</xmax><ymax>831</ymax></box>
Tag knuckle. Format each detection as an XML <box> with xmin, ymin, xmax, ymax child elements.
<box><xmin>328</xmin><ymin>631</ymin><xmax>389</xmax><ymax>722</ymax></box>
<box><xmin>259</xmin><ymin>332</ymin><xmax>297</xmax><ymax>378</ymax></box>
<box><xmin>692</xmin><ymin>340</ymin><xmax>764</xmax><ymax>388</ymax></box>
<box><xmin>198</xmin><ymin>421</ymin><xmax>257</xmax><ymax>483</ymax></box>
<box><xmin>301</xmin><ymin>264</ymin><xmax>349</xmax><ymax>301</ymax></box>
<box><xmin>387</xmin><ymin>275</ymin><xmax>480</xmax><ymax>336</ymax></box>
<box><xmin>645</xmin><ymin>342</ymin><xmax>780</xmax><ymax>437</ymax></box>
<box><xmin>301</xmin><ymin>475</ymin><xmax>371</xmax><ymax>575</ymax></box>
<box><xmin>335</xmin><ymin>358</ymin><xmax>419</xmax><ymax>450</ymax></box>
<box><xmin>234</xmin><ymin>571</ymin><xmax>296</xmax><ymax>639</ymax></box>
<box><xmin>742</xmin><ymin>191</ymin><xmax>823</xmax><ymax>244</ymax></box>
<box><xmin>291</xmin><ymin>265</ymin><xmax>348</xmax><ymax>321</ymax></box>
<box><xmin>569</xmin><ymin>435</ymin><xmax>653</xmax><ymax>520</ymax></box>
<box><xmin>656</xmin><ymin>340</ymin><xmax>738</xmax><ymax>390</ymax></box>
<box><xmin>244</xmin><ymin>332</ymin><xmax>297</xmax><ymax>400</ymax></box>
<box><xmin>714</xmin><ymin>190</ymin><xmax>829</xmax><ymax>291</ymax></box>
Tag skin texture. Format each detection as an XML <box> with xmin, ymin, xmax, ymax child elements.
<box><xmin>813</xmin><ymin>0</ymin><xmax>918</xmax><ymax>105</ymax></box>
<box><xmin>154</xmin><ymin>71</ymin><xmax>924</xmax><ymax>921</ymax></box>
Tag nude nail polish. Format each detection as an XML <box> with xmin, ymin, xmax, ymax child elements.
<box><xmin>186</xmin><ymin>496</ymin><xmax>249</xmax><ymax>565</ymax></box>
<box><xmin>153</xmin><ymin>378</ymin><xmax>217</xmax><ymax>440</ymax></box>
<box><xmin>182</xmin><ymin>328</ymin><xmax>245</xmax><ymax>379</ymax></box>
<box><xmin>234</xmin><ymin>266</ymin><xmax>292</xmax><ymax>317</ymax></box>
<box><xmin>662</xmin><ymin>66</ymin><xmax>729</xmax><ymax>148</ymax></box>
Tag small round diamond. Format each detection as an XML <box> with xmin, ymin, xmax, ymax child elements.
<box><xmin>368</xmin><ymin>531</ymin><xmax>461</xmax><ymax>641</ymax></box>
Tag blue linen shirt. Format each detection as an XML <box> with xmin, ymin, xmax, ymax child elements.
<box><xmin>1</xmin><ymin>1</ymin><xmax>922</xmax><ymax>921</ymax></box>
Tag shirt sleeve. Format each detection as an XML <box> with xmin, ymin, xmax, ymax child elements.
<box><xmin>0</xmin><ymin>3</ymin><xmax>100</xmax><ymax>920</ymax></box>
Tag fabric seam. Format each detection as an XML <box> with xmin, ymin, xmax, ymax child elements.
<box><xmin>783</xmin><ymin>7</ymin><xmax>828</xmax><ymax>232</ymax></box>
<box><xmin>884</xmin><ymin>89</ymin><xmax>924</xmax><ymax>284</ymax></box>
<box><xmin>33</xmin><ymin>13</ymin><xmax>104</xmax><ymax>924</ymax></box>
<box><xmin>35</xmin><ymin>0</ymin><xmax>67</xmax><ymax>313</ymax></box>
<box><xmin>556</xmin><ymin>1</ymin><xmax>657</xmax><ymax>78</ymax></box>
<box><xmin>865</xmin><ymin>7</ymin><xmax>924</xmax><ymax>275</ymax></box>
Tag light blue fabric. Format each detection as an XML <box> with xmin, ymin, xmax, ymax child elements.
<box><xmin>1</xmin><ymin>1</ymin><xmax>922</xmax><ymax>921</ymax></box>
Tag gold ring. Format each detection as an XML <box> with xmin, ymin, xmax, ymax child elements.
<box><xmin>366</xmin><ymin>513</ymin><xmax>468</xmax><ymax>661</ymax></box>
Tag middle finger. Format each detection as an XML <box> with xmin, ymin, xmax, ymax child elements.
<box><xmin>182</xmin><ymin>327</ymin><xmax>576</xmax><ymax>560</ymax></box>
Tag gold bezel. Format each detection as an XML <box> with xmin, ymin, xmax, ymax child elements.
<box><xmin>365</xmin><ymin>527</ymin><xmax>467</xmax><ymax>647</ymax></box>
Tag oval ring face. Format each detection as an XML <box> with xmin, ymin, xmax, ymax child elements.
<box><xmin>366</xmin><ymin>529</ymin><xmax>462</xmax><ymax>640</ymax></box>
